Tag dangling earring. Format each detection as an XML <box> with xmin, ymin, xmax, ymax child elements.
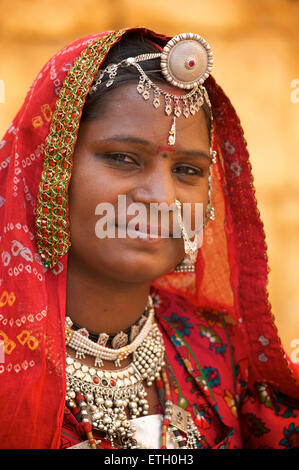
<box><xmin>174</xmin><ymin>255</ymin><xmax>196</xmax><ymax>273</ymax></box>
<box><xmin>204</xmin><ymin>149</ymin><xmax>216</xmax><ymax>224</ymax></box>
<box><xmin>174</xmin><ymin>200</ymin><xmax>198</xmax><ymax>273</ymax></box>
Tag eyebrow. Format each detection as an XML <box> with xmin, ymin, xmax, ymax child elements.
<box><xmin>92</xmin><ymin>135</ymin><xmax>211</xmax><ymax>162</ymax></box>
<box><xmin>92</xmin><ymin>135</ymin><xmax>150</xmax><ymax>146</ymax></box>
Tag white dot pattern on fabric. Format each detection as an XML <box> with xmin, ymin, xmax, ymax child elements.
<box><xmin>258</xmin><ymin>335</ymin><xmax>270</xmax><ymax>346</ymax></box>
<box><xmin>258</xmin><ymin>353</ymin><xmax>268</xmax><ymax>362</ymax></box>
<box><xmin>224</xmin><ymin>140</ymin><xmax>235</xmax><ymax>155</ymax></box>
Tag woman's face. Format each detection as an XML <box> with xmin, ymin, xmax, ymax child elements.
<box><xmin>68</xmin><ymin>82</ymin><xmax>211</xmax><ymax>283</ymax></box>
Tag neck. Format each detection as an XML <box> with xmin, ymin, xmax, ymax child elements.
<box><xmin>66</xmin><ymin>255</ymin><xmax>151</xmax><ymax>335</ymax></box>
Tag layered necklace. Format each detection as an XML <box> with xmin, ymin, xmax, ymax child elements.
<box><xmin>64</xmin><ymin>297</ymin><xmax>202</xmax><ymax>449</ymax></box>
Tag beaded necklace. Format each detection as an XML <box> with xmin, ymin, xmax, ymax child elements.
<box><xmin>64</xmin><ymin>298</ymin><xmax>202</xmax><ymax>449</ymax></box>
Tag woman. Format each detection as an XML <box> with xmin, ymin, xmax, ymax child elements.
<box><xmin>0</xmin><ymin>27</ymin><xmax>298</xmax><ymax>449</ymax></box>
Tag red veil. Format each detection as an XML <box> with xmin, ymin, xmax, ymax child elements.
<box><xmin>0</xmin><ymin>28</ymin><xmax>298</xmax><ymax>449</ymax></box>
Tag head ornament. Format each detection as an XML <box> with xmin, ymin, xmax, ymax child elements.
<box><xmin>90</xmin><ymin>33</ymin><xmax>213</xmax><ymax>119</ymax></box>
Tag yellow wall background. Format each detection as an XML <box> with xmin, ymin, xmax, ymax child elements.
<box><xmin>0</xmin><ymin>0</ymin><xmax>298</xmax><ymax>357</ymax></box>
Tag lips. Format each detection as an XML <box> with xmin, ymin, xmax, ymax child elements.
<box><xmin>117</xmin><ymin>222</ymin><xmax>173</xmax><ymax>238</ymax></box>
<box><xmin>135</xmin><ymin>223</ymin><xmax>171</xmax><ymax>237</ymax></box>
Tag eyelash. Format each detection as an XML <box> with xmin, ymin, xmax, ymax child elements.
<box><xmin>100</xmin><ymin>153</ymin><xmax>204</xmax><ymax>177</ymax></box>
<box><xmin>102</xmin><ymin>153</ymin><xmax>136</xmax><ymax>165</ymax></box>
<box><xmin>172</xmin><ymin>165</ymin><xmax>204</xmax><ymax>177</ymax></box>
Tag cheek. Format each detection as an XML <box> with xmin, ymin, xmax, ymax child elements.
<box><xmin>183</xmin><ymin>178</ymin><xmax>209</xmax><ymax>208</ymax></box>
<box><xmin>180</xmin><ymin>178</ymin><xmax>209</xmax><ymax>232</ymax></box>
<box><xmin>69</xmin><ymin>163</ymin><xmax>119</xmax><ymax>225</ymax></box>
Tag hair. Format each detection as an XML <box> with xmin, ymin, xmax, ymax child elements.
<box><xmin>81</xmin><ymin>31</ymin><xmax>212</xmax><ymax>133</ymax></box>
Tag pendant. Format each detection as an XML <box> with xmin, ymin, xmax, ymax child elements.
<box><xmin>97</xmin><ymin>332</ymin><xmax>109</xmax><ymax>347</ymax></box>
<box><xmin>169</xmin><ymin>403</ymin><xmax>190</xmax><ymax>434</ymax></box>
<box><xmin>112</xmin><ymin>331</ymin><xmax>128</xmax><ymax>349</ymax></box>
<box><xmin>167</xmin><ymin>116</ymin><xmax>176</xmax><ymax>146</ymax></box>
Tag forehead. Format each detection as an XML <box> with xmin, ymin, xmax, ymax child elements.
<box><xmin>80</xmin><ymin>83</ymin><xmax>210</xmax><ymax>151</ymax></box>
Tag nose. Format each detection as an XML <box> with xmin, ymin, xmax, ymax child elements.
<box><xmin>130</xmin><ymin>162</ymin><xmax>176</xmax><ymax>207</ymax></box>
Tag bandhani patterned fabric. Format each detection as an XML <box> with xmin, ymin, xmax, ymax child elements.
<box><xmin>0</xmin><ymin>27</ymin><xmax>298</xmax><ymax>449</ymax></box>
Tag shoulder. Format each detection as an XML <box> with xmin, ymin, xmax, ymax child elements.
<box><xmin>151</xmin><ymin>286</ymin><xmax>249</xmax><ymax>366</ymax></box>
<box><xmin>152</xmin><ymin>287</ymin><xmax>238</xmax><ymax>338</ymax></box>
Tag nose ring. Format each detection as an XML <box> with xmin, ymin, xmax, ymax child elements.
<box><xmin>175</xmin><ymin>200</ymin><xmax>198</xmax><ymax>264</ymax></box>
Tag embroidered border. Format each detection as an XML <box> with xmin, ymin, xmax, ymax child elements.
<box><xmin>35</xmin><ymin>30</ymin><xmax>125</xmax><ymax>268</ymax></box>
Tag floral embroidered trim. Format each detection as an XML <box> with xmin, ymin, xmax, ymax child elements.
<box><xmin>35</xmin><ymin>30</ymin><xmax>125</xmax><ymax>269</ymax></box>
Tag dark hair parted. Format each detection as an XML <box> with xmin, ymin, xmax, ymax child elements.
<box><xmin>81</xmin><ymin>31</ymin><xmax>212</xmax><ymax>134</ymax></box>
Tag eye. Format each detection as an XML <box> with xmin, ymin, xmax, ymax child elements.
<box><xmin>172</xmin><ymin>165</ymin><xmax>204</xmax><ymax>177</ymax></box>
<box><xmin>100</xmin><ymin>153</ymin><xmax>137</xmax><ymax>165</ymax></box>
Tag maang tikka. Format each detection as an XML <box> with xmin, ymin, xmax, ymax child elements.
<box><xmin>90</xmin><ymin>33</ymin><xmax>213</xmax><ymax>146</ymax></box>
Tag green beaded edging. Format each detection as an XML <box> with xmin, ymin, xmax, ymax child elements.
<box><xmin>35</xmin><ymin>30</ymin><xmax>125</xmax><ymax>269</ymax></box>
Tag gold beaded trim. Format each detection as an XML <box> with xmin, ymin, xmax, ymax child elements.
<box><xmin>65</xmin><ymin>326</ymin><xmax>74</xmax><ymax>345</ymax></box>
<box><xmin>35</xmin><ymin>30</ymin><xmax>126</xmax><ymax>269</ymax></box>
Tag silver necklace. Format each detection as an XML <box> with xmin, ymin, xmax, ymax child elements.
<box><xmin>65</xmin><ymin>313</ymin><xmax>165</xmax><ymax>448</ymax></box>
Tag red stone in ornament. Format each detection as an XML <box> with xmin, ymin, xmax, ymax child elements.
<box><xmin>188</xmin><ymin>60</ymin><xmax>195</xmax><ymax>68</ymax></box>
<box><xmin>110</xmin><ymin>379</ymin><xmax>116</xmax><ymax>387</ymax></box>
<box><xmin>76</xmin><ymin>393</ymin><xmax>85</xmax><ymax>402</ymax></box>
<box><xmin>93</xmin><ymin>377</ymin><xmax>99</xmax><ymax>384</ymax></box>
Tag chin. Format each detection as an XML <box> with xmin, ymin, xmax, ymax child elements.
<box><xmin>69</xmin><ymin>238</ymin><xmax>180</xmax><ymax>282</ymax></box>
<box><xmin>107</xmin><ymin>259</ymin><xmax>175</xmax><ymax>284</ymax></box>
<box><xmin>93</xmin><ymin>250</ymin><xmax>175</xmax><ymax>283</ymax></box>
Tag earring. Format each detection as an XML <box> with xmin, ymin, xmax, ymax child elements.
<box><xmin>174</xmin><ymin>256</ymin><xmax>195</xmax><ymax>273</ymax></box>
<box><xmin>203</xmin><ymin>148</ymin><xmax>216</xmax><ymax>227</ymax></box>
